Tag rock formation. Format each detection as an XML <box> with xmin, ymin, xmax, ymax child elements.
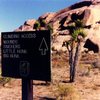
<box><xmin>15</xmin><ymin>0</ymin><xmax>100</xmax><ymax>53</ymax></box>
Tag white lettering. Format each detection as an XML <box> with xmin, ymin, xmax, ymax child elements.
<box><xmin>17</xmin><ymin>49</ymin><xmax>27</xmax><ymax>54</ymax></box>
<box><xmin>9</xmin><ymin>54</ymin><xmax>19</xmax><ymax>58</ymax></box>
<box><xmin>21</xmin><ymin>33</ymin><xmax>36</xmax><ymax>38</ymax></box>
<box><xmin>3</xmin><ymin>34</ymin><xmax>20</xmax><ymax>39</ymax></box>
<box><xmin>3</xmin><ymin>49</ymin><xmax>16</xmax><ymax>53</ymax></box>
<box><xmin>3</xmin><ymin>40</ymin><xmax>18</xmax><ymax>44</ymax></box>
<box><xmin>3</xmin><ymin>45</ymin><xmax>20</xmax><ymax>49</ymax></box>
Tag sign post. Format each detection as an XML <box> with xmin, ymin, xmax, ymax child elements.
<box><xmin>1</xmin><ymin>30</ymin><xmax>51</xmax><ymax>100</ymax></box>
<box><xmin>22</xmin><ymin>79</ymin><xmax>33</xmax><ymax>100</ymax></box>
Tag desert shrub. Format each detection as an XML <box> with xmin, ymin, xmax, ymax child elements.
<box><xmin>34</xmin><ymin>21</ymin><xmax>40</xmax><ymax>30</ymax></box>
<box><xmin>47</xmin><ymin>24</ymin><xmax>53</xmax><ymax>33</ymax></box>
<box><xmin>78</xmin><ymin>64</ymin><xmax>92</xmax><ymax>76</ymax></box>
<box><xmin>0</xmin><ymin>68</ymin><xmax>11</xmax><ymax>86</ymax></box>
<box><xmin>40</xmin><ymin>19</ymin><xmax>46</xmax><ymax>27</ymax></box>
<box><xmin>0</xmin><ymin>77</ymin><xmax>11</xmax><ymax>86</ymax></box>
<box><xmin>53</xmin><ymin>84</ymin><xmax>80</xmax><ymax>100</ymax></box>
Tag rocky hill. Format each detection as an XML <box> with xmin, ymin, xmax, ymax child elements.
<box><xmin>15</xmin><ymin>0</ymin><xmax>100</xmax><ymax>53</ymax></box>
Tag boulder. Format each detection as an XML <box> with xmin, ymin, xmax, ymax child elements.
<box><xmin>24</xmin><ymin>19</ymin><xmax>36</xmax><ymax>27</ymax></box>
<box><xmin>83</xmin><ymin>7</ymin><xmax>100</xmax><ymax>25</ymax></box>
<box><xmin>15</xmin><ymin>19</ymin><xmax>36</xmax><ymax>31</ymax></box>
<box><xmin>39</xmin><ymin>12</ymin><xmax>55</xmax><ymax>23</ymax></box>
<box><xmin>17</xmin><ymin>25</ymin><xmax>33</xmax><ymax>31</ymax></box>
<box><xmin>51</xmin><ymin>0</ymin><xmax>100</xmax><ymax>52</ymax></box>
<box><xmin>15</xmin><ymin>0</ymin><xmax>100</xmax><ymax>53</ymax></box>
<box><xmin>52</xmin><ymin>35</ymin><xmax>71</xmax><ymax>51</ymax></box>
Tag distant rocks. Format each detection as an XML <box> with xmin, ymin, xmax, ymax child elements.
<box><xmin>24</xmin><ymin>19</ymin><xmax>36</xmax><ymax>27</ymax></box>
<box><xmin>15</xmin><ymin>0</ymin><xmax>100</xmax><ymax>53</ymax></box>
<box><xmin>15</xmin><ymin>19</ymin><xmax>36</xmax><ymax>31</ymax></box>
<box><xmin>39</xmin><ymin>12</ymin><xmax>55</xmax><ymax>23</ymax></box>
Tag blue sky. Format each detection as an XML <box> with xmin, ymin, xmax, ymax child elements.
<box><xmin>0</xmin><ymin>0</ymin><xmax>80</xmax><ymax>32</ymax></box>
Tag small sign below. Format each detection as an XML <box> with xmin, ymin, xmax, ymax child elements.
<box><xmin>1</xmin><ymin>30</ymin><xmax>51</xmax><ymax>81</ymax></box>
<box><xmin>19</xmin><ymin>61</ymin><xmax>30</xmax><ymax>77</ymax></box>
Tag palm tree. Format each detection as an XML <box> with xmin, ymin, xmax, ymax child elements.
<box><xmin>63</xmin><ymin>19</ymin><xmax>86</xmax><ymax>82</ymax></box>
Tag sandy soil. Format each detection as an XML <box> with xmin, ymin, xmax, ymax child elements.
<box><xmin>0</xmin><ymin>53</ymin><xmax>100</xmax><ymax>100</ymax></box>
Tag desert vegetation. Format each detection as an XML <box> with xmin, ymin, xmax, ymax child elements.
<box><xmin>33</xmin><ymin>19</ymin><xmax>53</xmax><ymax>32</ymax></box>
<box><xmin>63</xmin><ymin>19</ymin><xmax>86</xmax><ymax>82</ymax></box>
<box><xmin>0</xmin><ymin>49</ymin><xmax>100</xmax><ymax>100</ymax></box>
<box><xmin>1</xmin><ymin>0</ymin><xmax>100</xmax><ymax>99</ymax></box>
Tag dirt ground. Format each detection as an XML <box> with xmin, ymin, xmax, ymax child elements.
<box><xmin>0</xmin><ymin>52</ymin><xmax>100</xmax><ymax>100</ymax></box>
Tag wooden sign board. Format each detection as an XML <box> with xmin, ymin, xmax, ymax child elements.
<box><xmin>1</xmin><ymin>30</ymin><xmax>51</xmax><ymax>81</ymax></box>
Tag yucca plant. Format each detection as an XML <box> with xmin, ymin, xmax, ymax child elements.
<box><xmin>34</xmin><ymin>21</ymin><xmax>40</xmax><ymax>30</ymax></box>
<box><xmin>47</xmin><ymin>24</ymin><xmax>53</xmax><ymax>33</ymax></box>
<box><xmin>40</xmin><ymin>19</ymin><xmax>46</xmax><ymax>27</ymax></box>
<box><xmin>63</xmin><ymin>19</ymin><xmax>86</xmax><ymax>82</ymax></box>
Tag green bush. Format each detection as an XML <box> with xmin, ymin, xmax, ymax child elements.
<box><xmin>34</xmin><ymin>21</ymin><xmax>40</xmax><ymax>30</ymax></box>
<box><xmin>40</xmin><ymin>19</ymin><xmax>46</xmax><ymax>27</ymax></box>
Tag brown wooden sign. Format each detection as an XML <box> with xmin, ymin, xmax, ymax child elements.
<box><xmin>1</xmin><ymin>30</ymin><xmax>51</xmax><ymax>81</ymax></box>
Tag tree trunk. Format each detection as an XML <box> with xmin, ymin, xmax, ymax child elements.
<box><xmin>69</xmin><ymin>41</ymin><xmax>82</xmax><ymax>82</ymax></box>
<box><xmin>69</xmin><ymin>41</ymin><xmax>76</xmax><ymax>82</ymax></box>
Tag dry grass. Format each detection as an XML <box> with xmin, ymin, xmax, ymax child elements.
<box><xmin>52</xmin><ymin>83</ymin><xmax>80</xmax><ymax>100</ymax></box>
<box><xmin>0</xmin><ymin>52</ymin><xmax>100</xmax><ymax>100</ymax></box>
<box><xmin>0</xmin><ymin>68</ymin><xmax>11</xmax><ymax>86</ymax></box>
<box><xmin>52</xmin><ymin>52</ymin><xmax>69</xmax><ymax>68</ymax></box>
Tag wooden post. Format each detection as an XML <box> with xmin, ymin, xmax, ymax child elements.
<box><xmin>22</xmin><ymin>78</ymin><xmax>33</xmax><ymax>100</ymax></box>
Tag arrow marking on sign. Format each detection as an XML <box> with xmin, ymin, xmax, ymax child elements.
<box><xmin>39</xmin><ymin>37</ymin><xmax>48</xmax><ymax>55</ymax></box>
